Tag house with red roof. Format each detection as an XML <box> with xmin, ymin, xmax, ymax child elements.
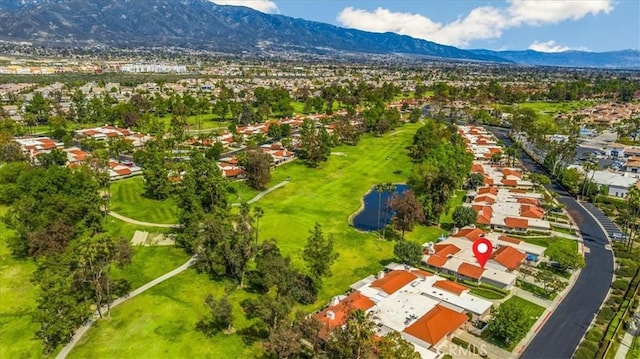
<box><xmin>402</xmin><ymin>304</ymin><xmax>469</xmax><ymax>348</ymax></box>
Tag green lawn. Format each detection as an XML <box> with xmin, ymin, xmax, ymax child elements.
<box><xmin>227</xmin><ymin>180</ymin><xmax>261</xmax><ymax>205</ymax></box>
<box><xmin>439</xmin><ymin>190</ymin><xmax>466</xmax><ymax>225</ymax></box>
<box><xmin>0</xmin><ymin>206</ymin><xmax>43</xmax><ymax>358</ymax></box>
<box><xmin>111</xmin><ymin>246</ymin><xmax>190</xmax><ymax>289</ymax></box>
<box><xmin>517</xmin><ymin>236</ymin><xmax>578</xmax><ymax>253</ymax></box>
<box><xmin>469</xmin><ymin>288</ymin><xmax>507</xmax><ymax>300</ymax></box>
<box><xmin>69</xmin><ymin>122</ymin><xmax>453</xmax><ymax>356</ymax></box>
<box><xmin>109</xmin><ymin>177</ymin><xmax>179</xmax><ymax>224</ymax></box>
<box><xmin>68</xmin><ymin>269</ymin><xmax>261</xmax><ymax>359</ymax></box>
<box><xmin>157</xmin><ymin>113</ymin><xmax>230</xmax><ymax>132</ymax></box>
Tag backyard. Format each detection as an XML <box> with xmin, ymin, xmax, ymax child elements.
<box><xmin>485</xmin><ymin>296</ymin><xmax>545</xmax><ymax>351</ymax></box>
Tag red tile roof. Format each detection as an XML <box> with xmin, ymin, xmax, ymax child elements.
<box><xmin>476</xmin><ymin>206</ymin><xmax>493</xmax><ymax>225</ymax></box>
<box><xmin>426</xmin><ymin>255</ymin><xmax>449</xmax><ymax>268</ymax></box>
<box><xmin>433</xmin><ymin>280</ymin><xmax>468</xmax><ymax>295</ymax></box>
<box><xmin>517</xmin><ymin>198</ymin><xmax>539</xmax><ymax>206</ymax></box>
<box><xmin>492</xmin><ymin>246</ymin><xmax>527</xmax><ymax>271</ymax></box>
<box><xmin>501</xmin><ymin>179</ymin><xmax>519</xmax><ymax>187</ymax></box>
<box><xmin>315</xmin><ymin>291</ymin><xmax>375</xmax><ymax>335</ymax></box>
<box><xmin>474</xmin><ymin>195</ymin><xmax>496</xmax><ymax>204</ymax></box>
<box><xmin>504</xmin><ymin>217</ymin><xmax>529</xmax><ymax>229</ymax></box>
<box><xmin>114</xmin><ymin>168</ymin><xmax>131</xmax><ymax>176</ymax></box>
<box><xmin>433</xmin><ymin>244</ymin><xmax>461</xmax><ymax>257</ymax></box>
<box><xmin>370</xmin><ymin>270</ymin><xmax>417</xmax><ymax>295</ymax></box>
<box><xmin>477</xmin><ymin>187</ymin><xmax>498</xmax><ymax>195</ymax></box>
<box><xmin>453</xmin><ymin>228</ymin><xmax>486</xmax><ymax>242</ymax></box>
<box><xmin>498</xmin><ymin>235</ymin><xmax>522</xmax><ymax>245</ymax></box>
<box><xmin>458</xmin><ymin>262</ymin><xmax>485</xmax><ymax>279</ymax></box>
<box><xmin>403</xmin><ymin>305</ymin><xmax>468</xmax><ymax>346</ymax></box>
<box><xmin>520</xmin><ymin>205</ymin><xmax>544</xmax><ymax>219</ymax></box>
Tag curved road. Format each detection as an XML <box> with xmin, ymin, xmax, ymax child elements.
<box><xmin>56</xmin><ymin>256</ymin><xmax>197</xmax><ymax>359</ymax></box>
<box><xmin>490</xmin><ymin>127</ymin><xmax>614</xmax><ymax>359</ymax></box>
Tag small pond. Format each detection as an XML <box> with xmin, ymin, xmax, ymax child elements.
<box><xmin>352</xmin><ymin>184</ymin><xmax>409</xmax><ymax>231</ymax></box>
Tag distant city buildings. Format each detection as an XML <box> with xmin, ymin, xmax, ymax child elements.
<box><xmin>119</xmin><ymin>63</ymin><xmax>187</xmax><ymax>73</ymax></box>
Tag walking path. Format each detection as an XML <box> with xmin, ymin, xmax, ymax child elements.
<box><xmin>108</xmin><ymin>180</ymin><xmax>290</xmax><ymax>226</ymax></box>
<box><xmin>107</xmin><ymin>211</ymin><xmax>180</xmax><ymax>228</ymax></box>
<box><xmin>230</xmin><ymin>180</ymin><xmax>289</xmax><ymax>207</ymax></box>
<box><xmin>56</xmin><ymin>255</ymin><xmax>197</xmax><ymax>359</ymax></box>
<box><xmin>511</xmin><ymin>287</ymin><xmax>554</xmax><ymax>307</ymax></box>
<box><xmin>615</xmin><ymin>305</ymin><xmax>640</xmax><ymax>359</ymax></box>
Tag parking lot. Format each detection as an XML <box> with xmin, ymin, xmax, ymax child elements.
<box><xmin>581</xmin><ymin>202</ymin><xmax>625</xmax><ymax>241</ymax></box>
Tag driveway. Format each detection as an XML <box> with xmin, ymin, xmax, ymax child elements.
<box><xmin>489</xmin><ymin>127</ymin><xmax>615</xmax><ymax>359</ymax></box>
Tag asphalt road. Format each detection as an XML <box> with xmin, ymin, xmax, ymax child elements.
<box><xmin>489</xmin><ymin>127</ymin><xmax>614</xmax><ymax>359</ymax></box>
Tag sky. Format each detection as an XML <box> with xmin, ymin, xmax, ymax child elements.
<box><xmin>210</xmin><ymin>0</ymin><xmax>640</xmax><ymax>52</ymax></box>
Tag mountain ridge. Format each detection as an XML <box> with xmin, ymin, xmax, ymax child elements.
<box><xmin>0</xmin><ymin>0</ymin><xmax>637</xmax><ymax>68</ymax></box>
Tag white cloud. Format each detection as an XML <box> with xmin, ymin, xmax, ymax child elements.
<box><xmin>336</xmin><ymin>1</ymin><xmax>614</xmax><ymax>47</ymax></box>
<box><xmin>209</xmin><ymin>0</ymin><xmax>278</xmax><ymax>13</ymax></box>
<box><xmin>508</xmin><ymin>0</ymin><xmax>613</xmax><ymax>25</ymax></box>
<box><xmin>528</xmin><ymin>40</ymin><xmax>571</xmax><ymax>52</ymax></box>
<box><xmin>529</xmin><ymin>40</ymin><xmax>589</xmax><ymax>52</ymax></box>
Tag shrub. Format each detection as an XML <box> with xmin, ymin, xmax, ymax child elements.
<box><xmin>599</xmin><ymin>307</ymin><xmax>615</xmax><ymax>322</ymax></box>
<box><xmin>616</xmin><ymin>266</ymin><xmax>636</xmax><ymax>277</ymax></box>
<box><xmin>612</xmin><ymin>279</ymin><xmax>629</xmax><ymax>291</ymax></box>
<box><xmin>607</xmin><ymin>296</ymin><xmax>623</xmax><ymax>307</ymax></box>
<box><xmin>580</xmin><ymin>340</ymin><xmax>599</xmax><ymax>353</ymax></box>
<box><xmin>573</xmin><ymin>346</ymin><xmax>596</xmax><ymax>359</ymax></box>
<box><xmin>586</xmin><ymin>328</ymin><xmax>603</xmax><ymax>342</ymax></box>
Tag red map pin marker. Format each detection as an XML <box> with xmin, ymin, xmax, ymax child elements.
<box><xmin>472</xmin><ymin>238</ymin><xmax>493</xmax><ymax>269</ymax></box>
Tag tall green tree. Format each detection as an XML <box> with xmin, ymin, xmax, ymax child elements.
<box><xmin>452</xmin><ymin>206</ymin><xmax>477</xmax><ymax>228</ymax></box>
<box><xmin>393</xmin><ymin>241</ymin><xmax>423</xmax><ymax>266</ymax></box>
<box><xmin>298</xmin><ymin>119</ymin><xmax>332</xmax><ymax>167</ymax></box>
<box><xmin>302</xmin><ymin>223</ymin><xmax>338</xmax><ymax>282</ymax></box>
<box><xmin>388</xmin><ymin>190</ymin><xmax>426</xmax><ymax>240</ymax></box>
<box><xmin>244</xmin><ymin>148</ymin><xmax>272</xmax><ymax>190</ymax></box>
<box><xmin>196</xmin><ymin>294</ymin><xmax>234</xmax><ymax>335</ymax></box>
<box><xmin>487</xmin><ymin>301</ymin><xmax>530</xmax><ymax>345</ymax></box>
<box><xmin>75</xmin><ymin>234</ymin><xmax>132</xmax><ymax>318</ymax></box>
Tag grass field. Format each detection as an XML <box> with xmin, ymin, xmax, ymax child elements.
<box><xmin>439</xmin><ymin>190</ymin><xmax>466</xmax><ymax>225</ymax></box>
<box><xmin>157</xmin><ymin>113</ymin><xmax>231</xmax><ymax>132</ymax></box>
<box><xmin>0</xmin><ymin>206</ymin><xmax>43</xmax><ymax>358</ymax></box>
<box><xmin>111</xmin><ymin>246</ymin><xmax>190</xmax><ymax>289</ymax></box>
<box><xmin>109</xmin><ymin>177</ymin><xmax>178</xmax><ymax>224</ymax></box>
<box><xmin>68</xmin><ymin>269</ymin><xmax>261</xmax><ymax>359</ymax></box>
<box><xmin>68</xmin><ymin>122</ymin><xmax>452</xmax><ymax>357</ymax></box>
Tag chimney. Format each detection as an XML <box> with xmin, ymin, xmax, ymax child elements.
<box><xmin>331</xmin><ymin>296</ymin><xmax>340</xmax><ymax>307</ymax></box>
<box><xmin>326</xmin><ymin>310</ymin><xmax>335</xmax><ymax>320</ymax></box>
<box><xmin>453</xmin><ymin>227</ymin><xmax>459</xmax><ymax>234</ymax></box>
<box><xmin>378</xmin><ymin>271</ymin><xmax>385</xmax><ymax>279</ymax></box>
<box><xmin>427</xmin><ymin>242</ymin><xmax>435</xmax><ymax>255</ymax></box>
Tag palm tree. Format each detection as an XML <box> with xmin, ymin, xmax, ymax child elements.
<box><xmin>253</xmin><ymin>206</ymin><xmax>264</xmax><ymax>244</ymax></box>
<box><xmin>625</xmin><ymin>186</ymin><xmax>640</xmax><ymax>251</ymax></box>
<box><xmin>374</xmin><ymin>183</ymin><xmax>384</xmax><ymax>237</ymax></box>
<box><xmin>381</xmin><ymin>182</ymin><xmax>395</xmax><ymax>240</ymax></box>
<box><xmin>581</xmin><ymin>162</ymin><xmax>599</xmax><ymax>199</ymax></box>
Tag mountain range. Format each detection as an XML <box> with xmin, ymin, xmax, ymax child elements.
<box><xmin>0</xmin><ymin>0</ymin><xmax>638</xmax><ymax>69</ymax></box>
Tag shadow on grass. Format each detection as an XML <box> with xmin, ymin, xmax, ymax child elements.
<box><xmin>379</xmin><ymin>258</ymin><xmax>397</xmax><ymax>267</ymax></box>
<box><xmin>237</xmin><ymin>323</ymin><xmax>268</xmax><ymax>346</ymax></box>
<box><xmin>440</xmin><ymin>223</ymin><xmax>454</xmax><ymax>231</ymax></box>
